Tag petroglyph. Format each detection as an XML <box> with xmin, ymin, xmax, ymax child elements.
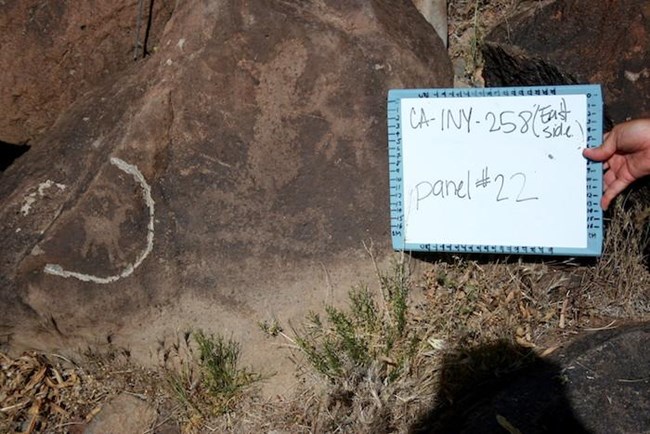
<box><xmin>81</xmin><ymin>191</ymin><xmax>131</xmax><ymax>265</ymax></box>
<box><xmin>20</xmin><ymin>180</ymin><xmax>67</xmax><ymax>216</ymax></box>
<box><xmin>44</xmin><ymin>157</ymin><xmax>155</xmax><ymax>284</ymax></box>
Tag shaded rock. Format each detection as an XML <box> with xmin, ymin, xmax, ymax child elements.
<box><xmin>413</xmin><ymin>324</ymin><xmax>650</xmax><ymax>434</ymax></box>
<box><xmin>558</xmin><ymin>324</ymin><xmax>650</xmax><ymax>433</ymax></box>
<box><xmin>0</xmin><ymin>0</ymin><xmax>174</xmax><ymax>144</ymax></box>
<box><xmin>482</xmin><ymin>0</ymin><xmax>650</xmax><ymax>124</ymax></box>
<box><xmin>0</xmin><ymin>0</ymin><xmax>451</xmax><ymax>374</ymax></box>
<box><xmin>84</xmin><ymin>393</ymin><xmax>156</xmax><ymax>434</ymax></box>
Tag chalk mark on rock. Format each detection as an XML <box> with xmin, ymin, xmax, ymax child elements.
<box><xmin>44</xmin><ymin>157</ymin><xmax>155</xmax><ymax>284</ymax></box>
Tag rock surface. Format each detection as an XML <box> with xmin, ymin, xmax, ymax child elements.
<box><xmin>482</xmin><ymin>0</ymin><xmax>650</xmax><ymax>124</ymax></box>
<box><xmin>413</xmin><ymin>324</ymin><xmax>650</xmax><ymax>434</ymax></box>
<box><xmin>0</xmin><ymin>0</ymin><xmax>451</xmax><ymax>388</ymax></box>
<box><xmin>0</xmin><ymin>0</ymin><xmax>174</xmax><ymax>144</ymax></box>
<box><xmin>559</xmin><ymin>324</ymin><xmax>650</xmax><ymax>433</ymax></box>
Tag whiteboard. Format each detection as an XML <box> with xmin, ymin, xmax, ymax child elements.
<box><xmin>387</xmin><ymin>86</ymin><xmax>603</xmax><ymax>256</ymax></box>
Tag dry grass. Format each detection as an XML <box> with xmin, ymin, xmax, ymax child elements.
<box><xmin>162</xmin><ymin>329</ymin><xmax>262</xmax><ymax>427</ymax></box>
<box><xmin>0</xmin><ymin>350</ymin><xmax>130</xmax><ymax>433</ymax></box>
<box><xmin>265</xmin><ymin>259</ymin><xmax>437</xmax><ymax>433</ymax></box>
<box><xmin>1</xmin><ymin>206</ymin><xmax>646</xmax><ymax>433</ymax></box>
<box><xmin>588</xmin><ymin>200</ymin><xmax>650</xmax><ymax>316</ymax></box>
<box><xmin>0</xmin><ymin>347</ymin><xmax>167</xmax><ymax>433</ymax></box>
<box><xmin>447</xmin><ymin>0</ymin><xmax>548</xmax><ymax>85</ymax></box>
<box><xmin>239</xmin><ymin>207</ymin><xmax>647</xmax><ymax>433</ymax></box>
<box><xmin>2</xmin><ymin>211</ymin><xmax>647</xmax><ymax>433</ymax></box>
<box><xmin>0</xmin><ymin>352</ymin><xmax>81</xmax><ymax>433</ymax></box>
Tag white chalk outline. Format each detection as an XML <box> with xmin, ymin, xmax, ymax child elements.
<box><xmin>20</xmin><ymin>180</ymin><xmax>67</xmax><ymax>216</ymax></box>
<box><xmin>44</xmin><ymin>157</ymin><xmax>155</xmax><ymax>284</ymax></box>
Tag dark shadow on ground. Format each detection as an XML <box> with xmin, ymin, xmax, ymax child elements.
<box><xmin>411</xmin><ymin>250</ymin><xmax>599</xmax><ymax>268</ymax></box>
<box><xmin>411</xmin><ymin>340</ymin><xmax>590</xmax><ymax>434</ymax></box>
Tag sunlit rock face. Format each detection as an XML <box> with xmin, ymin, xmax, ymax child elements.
<box><xmin>0</xmin><ymin>0</ymin><xmax>451</xmax><ymax>354</ymax></box>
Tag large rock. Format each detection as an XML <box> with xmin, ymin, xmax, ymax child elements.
<box><xmin>0</xmin><ymin>0</ymin><xmax>174</xmax><ymax>144</ymax></box>
<box><xmin>413</xmin><ymin>324</ymin><xmax>650</xmax><ymax>433</ymax></box>
<box><xmin>0</xmin><ymin>0</ymin><xmax>451</xmax><ymax>378</ymax></box>
<box><xmin>482</xmin><ymin>0</ymin><xmax>650</xmax><ymax>124</ymax></box>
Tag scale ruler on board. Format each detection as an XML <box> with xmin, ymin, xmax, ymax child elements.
<box><xmin>387</xmin><ymin>85</ymin><xmax>603</xmax><ymax>256</ymax></box>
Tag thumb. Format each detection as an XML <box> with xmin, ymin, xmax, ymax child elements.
<box><xmin>583</xmin><ymin>131</ymin><xmax>617</xmax><ymax>162</ymax></box>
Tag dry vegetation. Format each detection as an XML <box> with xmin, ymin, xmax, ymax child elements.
<box><xmin>0</xmin><ymin>348</ymin><xmax>162</xmax><ymax>433</ymax></box>
<box><xmin>448</xmin><ymin>0</ymin><xmax>523</xmax><ymax>85</ymax></box>
<box><xmin>2</xmin><ymin>200</ymin><xmax>646</xmax><ymax>432</ymax></box>
<box><xmin>2</xmin><ymin>1</ymin><xmax>649</xmax><ymax>433</ymax></box>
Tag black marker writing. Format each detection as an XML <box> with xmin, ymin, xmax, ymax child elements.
<box><xmin>510</xmin><ymin>172</ymin><xmax>539</xmax><ymax>202</ymax></box>
<box><xmin>406</xmin><ymin>97</ymin><xmax>581</xmax><ymax>141</ymax></box>
<box><xmin>475</xmin><ymin>167</ymin><xmax>491</xmax><ymax>189</ymax></box>
<box><xmin>410</xmin><ymin>107</ymin><xmax>436</xmax><ymax>129</ymax></box>
<box><xmin>441</xmin><ymin>108</ymin><xmax>473</xmax><ymax>133</ymax></box>
<box><xmin>415</xmin><ymin>170</ymin><xmax>471</xmax><ymax>209</ymax></box>
<box><xmin>539</xmin><ymin>97</ymin><xmax>570</xmax><ymax>123</ymax></box>
<box><xmin>495</xmin><ymin>174</ymin><xmax>508</xmax><ymax>201</ymax></box>
<box><xmin>413</xmin><ymin>167</ymin><xmax>539</xmax><ymax>209</ymax></box>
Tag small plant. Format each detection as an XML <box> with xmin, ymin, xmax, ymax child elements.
<box><xmin>380</xmin><ymin>259</ymin><xmax>409</xmax><ymax>336</ymax></box>
<box><xmin>278</xmin><ymin>257</ymin><xmax>434</xmax><ymax>432</ymax></box>
<box><xmin>258</xmin><ymin>317</ymin><xmax>284</xmax><ymax>337</ymax></box>
<box><xmin>165</xmin><ymin>330</ymin><xmax>262</xmax><ymax>417</ymax></box>
<box><xmin>194</xmin><ymin>330</ymin><xmax>261</xmax><ymax>403</ymax></box>
<box><xmin>290</xmin><ymin>273</ymin><xmax>417</xmax><ymax>385</ymax></box>
<box><xmin>291</xmin><ymin>298</ymin><xmax>374</xmax><ymax>381</ymax></box>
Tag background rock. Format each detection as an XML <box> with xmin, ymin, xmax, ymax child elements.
<box><xmin>0</xmin><ymin>0</ymin><xmax>174</xmax><ymax>144</ymax></box>
<box><xmin>0</xmin><ymin>0</ymin><xmax>451</xmax><ymax>386</ymax></box>
<box><xmin>558</xmin><ymin>324</ymin><xmax>650</xmax><ymax>433</ymax></box>
<box><xmin>482</xmin><ymin>0</ymin><xmax>650</xmax><ymax>124</ymax></box>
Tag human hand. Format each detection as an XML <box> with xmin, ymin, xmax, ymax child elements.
<box><xmin>582</xmin><ymin>119</ymin><xmax>650</xmax><ymax>210</ymax></box>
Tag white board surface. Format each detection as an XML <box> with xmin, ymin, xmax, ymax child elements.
<box><xmin>400</xmin><ymin>94</ymin><xmax>588</xmax><ymax>248</ymax></box>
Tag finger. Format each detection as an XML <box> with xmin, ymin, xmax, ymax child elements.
<box><xmin>603</xmin><ymin>161</ymin><xmax>609</xmax><ymax>170</ymax></box>
<box><xmin>583</xmin><ymin>130</ymin><xmax>618</xmax><ymax>161</ymax></box>
<box><xmin>601</xmin><ymin>178</ymin><xmax>630</xmax><ymax>210</ymax></box>
<box><xmin>603</xmin><ymin>169</ymin><xmax>616</xmax><ymax>188</ymax></box>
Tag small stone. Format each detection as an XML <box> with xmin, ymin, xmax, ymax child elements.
<box><xmin>84</xmin><ymin>394</ymin><xmax>156</xmax><ymax>434</ymax></box>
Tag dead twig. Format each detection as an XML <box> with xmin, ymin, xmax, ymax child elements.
<box><xmin>559</xmin><ymin>290</ymin><xmax>570</xmax><ymax>329</ymax></box>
